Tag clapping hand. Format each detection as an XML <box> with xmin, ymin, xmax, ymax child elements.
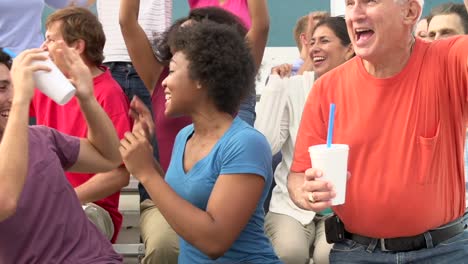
<box><xmin>119</xmin><ymin>96</ymin><xmax>155</xmax><ymax>180</ymax></box>
<box><xmin>49</xmin><ymin>41</ymin><xmax>94</xmax><ymax>101</ymax></box>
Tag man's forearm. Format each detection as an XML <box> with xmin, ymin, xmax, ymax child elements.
<box><xmin>75</xmin><ymin>167</ymin><xmax>129</xmax><ymax>204</ymax></box>
<box><xmin>78</xmin><ymin>97</ymin><xmax>121</xmax><ymax>166</ymax></box>
<box><xmin>287</xmin><ymin>171</ymin><xmax>306</xmax><ymax>208</ymax></box>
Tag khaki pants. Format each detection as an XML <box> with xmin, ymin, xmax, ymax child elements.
<box><xmin>140</xmin><ymin>199</ymin><xmax>179</xmax><ymax>264</ymax></box>
<box><xmin>83</xmin><ymin>203</ymin><xmax>114</xmax><ymax>241</ymax></box>
<box><xmin>265</xmin><ymin>212</ymin><xmax>332</xmax><ymax>264</ymax></box>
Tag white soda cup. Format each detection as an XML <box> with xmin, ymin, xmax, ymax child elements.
<box><xmin>33</xmin><ymin>57</ymin><xmax>76</xmax><ymax>105</ymax></box>
<box><xmin>308</xmin><ymin>144</ymin><xmax>349</xmax><ymax>205</ymax></box>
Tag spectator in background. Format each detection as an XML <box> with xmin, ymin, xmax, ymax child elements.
<box><xmin>290</xmin><ymin>12</ymin><xmax>330</xmax><ymax>76</ymax></box>
<box><xmin>91</xmin><ymin>0</ymin><xmax>172</xmax><ymax>215</ymax></box>
<box><xmin>30</xmin><ymin>7</ymin><xmax>132</xmax><ymax>242</ymax></box>
<box><xmin>291</xmin><ymin>15</ymin><xmax>311</xmax><ymax>75</ymax></box>
<box><xmin>427</xmin><ymin>2</ymin><xmax>468</xmax><ymax>40</ymax></box>
<box><xmin>188</xmin><ymin>0</ymin><xmax>270</xmax><ymax>126</ymax></box>
<box><xmin>120</xmin><ymin>20</ymin><xmax>281</xmax><ymax>263</ymax></box>
<box><xmin>270</xmin><ymin>11</ymin><xmax>330</xmax><ymax>79</ymax></box>
<box><xmin>0</xmin><ymin>45</ymin><xmax>122</xmax><ymax>263</ymax></box>
<box><xmin>257</xmin><ymin>17</ymin><xmax>354</xmax><ymax>264</ymax></box>
<box><xmin>264</xmin><ymin>10</ymin><xmax>329</xmax><ymax>215</ymax></box>
<box><xmin>0</xmin><ymin>0</ymin><xmax>87</xmax><ymax>54</ymax></box>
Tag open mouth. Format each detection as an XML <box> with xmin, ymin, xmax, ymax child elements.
<box><xmin>165</xmin><ymin>93</ymin><xmax>172</xmax><ymax>104</ymax></box>
<box><xmin>313</xmin><ymin>56</ymin><xmax>326</xmax><ymax>63</ymax></box>
<box><xmin>355</xmin><ymin>28</ymin><xmax>375</xmax><ymax>43</ymax></box>
<box><xmin>0</xmin><ymin>110</ymin><xmax>9</xmax><ymax>118</ymax></box>
<box><xmin>313</xmin><ymin>56</ymin><xmax>326</xmax><ymax>67</ymax></box>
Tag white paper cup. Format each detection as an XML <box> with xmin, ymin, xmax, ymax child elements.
<box><xmin>33</xmin><ymin>58</ymin><xmax>76</xmax><ymax>105</ymax></box>
<box><xmin>308</xmin><ymin>144</ymin><xmax>349</xmax><ymax>205</ymax></box>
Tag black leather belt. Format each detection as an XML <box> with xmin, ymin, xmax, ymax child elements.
<box><xmin>345</xmin><ymin>221</ymin><xmax>465</xmax><ymax>252</ymax></box>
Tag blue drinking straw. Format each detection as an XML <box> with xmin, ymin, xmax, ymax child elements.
<box><xmin>2</xmin><ymin>48</ymin><xmax>17</xmax><ymax>58</ymax></box>
<box><xmin>326</xmin><ymin>103</ymin><xmax>336</xmax><ymax>148</ymax></box>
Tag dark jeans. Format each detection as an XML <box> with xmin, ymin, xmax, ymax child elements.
<box><xmin>105</xmin><ymin>61</ymin><xmax>158</xmax><ymax>202</ymax></box>
<box><xmin>330</xmin><ymin>219</ymin><xmax>468</xmax><ymax>263</ymax></box>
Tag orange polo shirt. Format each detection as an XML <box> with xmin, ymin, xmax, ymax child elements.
<box><xmin>291</xmin><ymin>37</ymin><xmax>468</xmax><ymax>238</ymax></box>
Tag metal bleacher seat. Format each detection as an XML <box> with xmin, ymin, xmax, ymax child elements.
<box><xmin>114</xmin><ymin>176</ymin><xmax>145</xmax><ymax>263</ymax></box>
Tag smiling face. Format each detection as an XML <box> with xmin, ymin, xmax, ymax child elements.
<box><xmin>427</xmin><ymin>13</ymin><xmax>465</xmax><ymax>40</ymax></box>
<box><xmin>309</xmin><ymin>25</ymin><xmax>353</xmax><ymax>78</ymax></box>
<box><xmin>0</xmin><ymin>64</ymin><xmax>12</xmax><ymax>138</ymax></box>
<box><xmin>162</xmin><ymin>51</ymin><xmax>200</xmax><ymax>117</ymax></box>
<box><xmin>43</xmin><ymin>21</ymin><xmax>68</xmax><ymax>62</ymax></box>
<box><xmin>345</xmin><ymin>0</ymin><xmax>412</xmax><ymax>61</ymax></box>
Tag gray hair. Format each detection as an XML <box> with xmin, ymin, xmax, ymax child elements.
<box><xmin>394</xmin><ymin>0</ymin><xmax>425</xmax><ymax>33</ymax></box>
<box><xmin>395</xmin><ymin>0</ymin><xmax>424</xmax><ymax>6</ymax></box>
<box><xmin>396</xmin><ymin>0</ymin><xmax>425</xmax><ymax>19</ymax></box>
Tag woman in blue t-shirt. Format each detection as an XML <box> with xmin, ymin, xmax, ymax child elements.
<box><xmin>119</xmin><ymin>20</ymin><xmax>281</xmax><ymax>263</ymax></box>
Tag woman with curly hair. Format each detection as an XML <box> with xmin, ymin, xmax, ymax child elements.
<box><xmin>119</xmin><ymin>20</ymin><xmax>281</xmax><ymax>263</ymax></box>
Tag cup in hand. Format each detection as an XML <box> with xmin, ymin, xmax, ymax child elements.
<box><xmin>308</xmin><ymin>144</ymin><xmax>349</xmax><ymax>206</ymax></box>
<box><xmin>32</xmin><ymin>56</ymin><xmax>75</xmax><ymax>105</ymax></box>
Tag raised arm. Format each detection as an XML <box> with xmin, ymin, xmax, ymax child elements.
<box><xmin>51</xmin><ymin>41</ymin><xmax>122</xmax><ymax>172</ymax></box>
<box><xmin>255</xmin><ymin>74</ymin><xmax>290</xmax><ymax>154</ymax></box>
<box><xmin>0</xmin><ymin>50</ymin><xmax>51</xmax><ymax>221</ymax></box>
<box><xmin>246</xmin><ymin>0</ymin><xmax>270</xmax><ymax>71</ymax></box>
<box><xmin>119</xmin><ymin>0</ymin><xmax>164</xmax><ymax>94</ymax></box>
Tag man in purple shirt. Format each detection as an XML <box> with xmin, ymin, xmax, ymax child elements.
<box><xmin>0</xmin><ymin>45</ymin><xmax>122</xmax><ymax>263</ymax></box>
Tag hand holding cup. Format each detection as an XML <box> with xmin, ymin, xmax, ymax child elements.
<box><xmin>300</xmin><ymin>168</ymin><xmax>336</xmax><ymax>212</ymax></box>
<box><xmin>11</xmin><ymin>49</ymin><xmax>51</xmax><ymax>104</ymax></box>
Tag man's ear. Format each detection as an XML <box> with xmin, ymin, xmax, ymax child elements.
<box><xmin>345</xmin><ymin>43</ymin><xmax>355</xmax><ymax>60</ymax></box>
<box><xmin>300</xmin><ymin>32</ymin><xmax>308</xmax><ymax>46</ymax></box>
<box><xmin>72</xmin><ymin>39</ymin><xmax>86</xmax><ymax>55</ymax></box>
<box><xmin>403</xmin><ymin>0</ymin><xmax>422</xmax><ymax>29</ymax></box>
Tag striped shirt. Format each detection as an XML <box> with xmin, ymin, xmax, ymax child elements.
<box><xmin>97</xmin><ymin>0</ymin><xmax>172</xmax><ymax>63</ymax></box>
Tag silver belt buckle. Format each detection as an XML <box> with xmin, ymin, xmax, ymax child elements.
<box><xmin>380</xmin><ymin>238</ymin><xmax>391</xmax><ymax>252</ymax></box>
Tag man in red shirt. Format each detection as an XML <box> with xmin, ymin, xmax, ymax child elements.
<box><xmin>288</xmin><ymin>0</ymin><xmax>468</xmax><ymax>263</ymax></box>
<box><xmin>30</xmin><ymin>7</ymin><xmax>131</xmax><ymax>243</ymax></box>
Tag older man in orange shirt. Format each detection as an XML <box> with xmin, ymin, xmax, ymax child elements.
<box><xmin>288</xmin><ymin>0</ymin><xmax>468</xmax><ymax>263</ymax></box>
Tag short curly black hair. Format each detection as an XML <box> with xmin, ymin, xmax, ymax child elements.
<box><xmin>154</xmin><ymin>6</ymin><xmax>248</xmax><ymax>64</ymax></box>
<box><xmin>168</xmin><ymin>20</ymin><xmax>255</xmax><ymax>115</ymax></box>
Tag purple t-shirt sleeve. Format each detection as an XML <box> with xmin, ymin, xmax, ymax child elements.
<box><xmin>48</xmin><ymin>127</ymin><xmax>80</xmax><ymax>170</ymax></box>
